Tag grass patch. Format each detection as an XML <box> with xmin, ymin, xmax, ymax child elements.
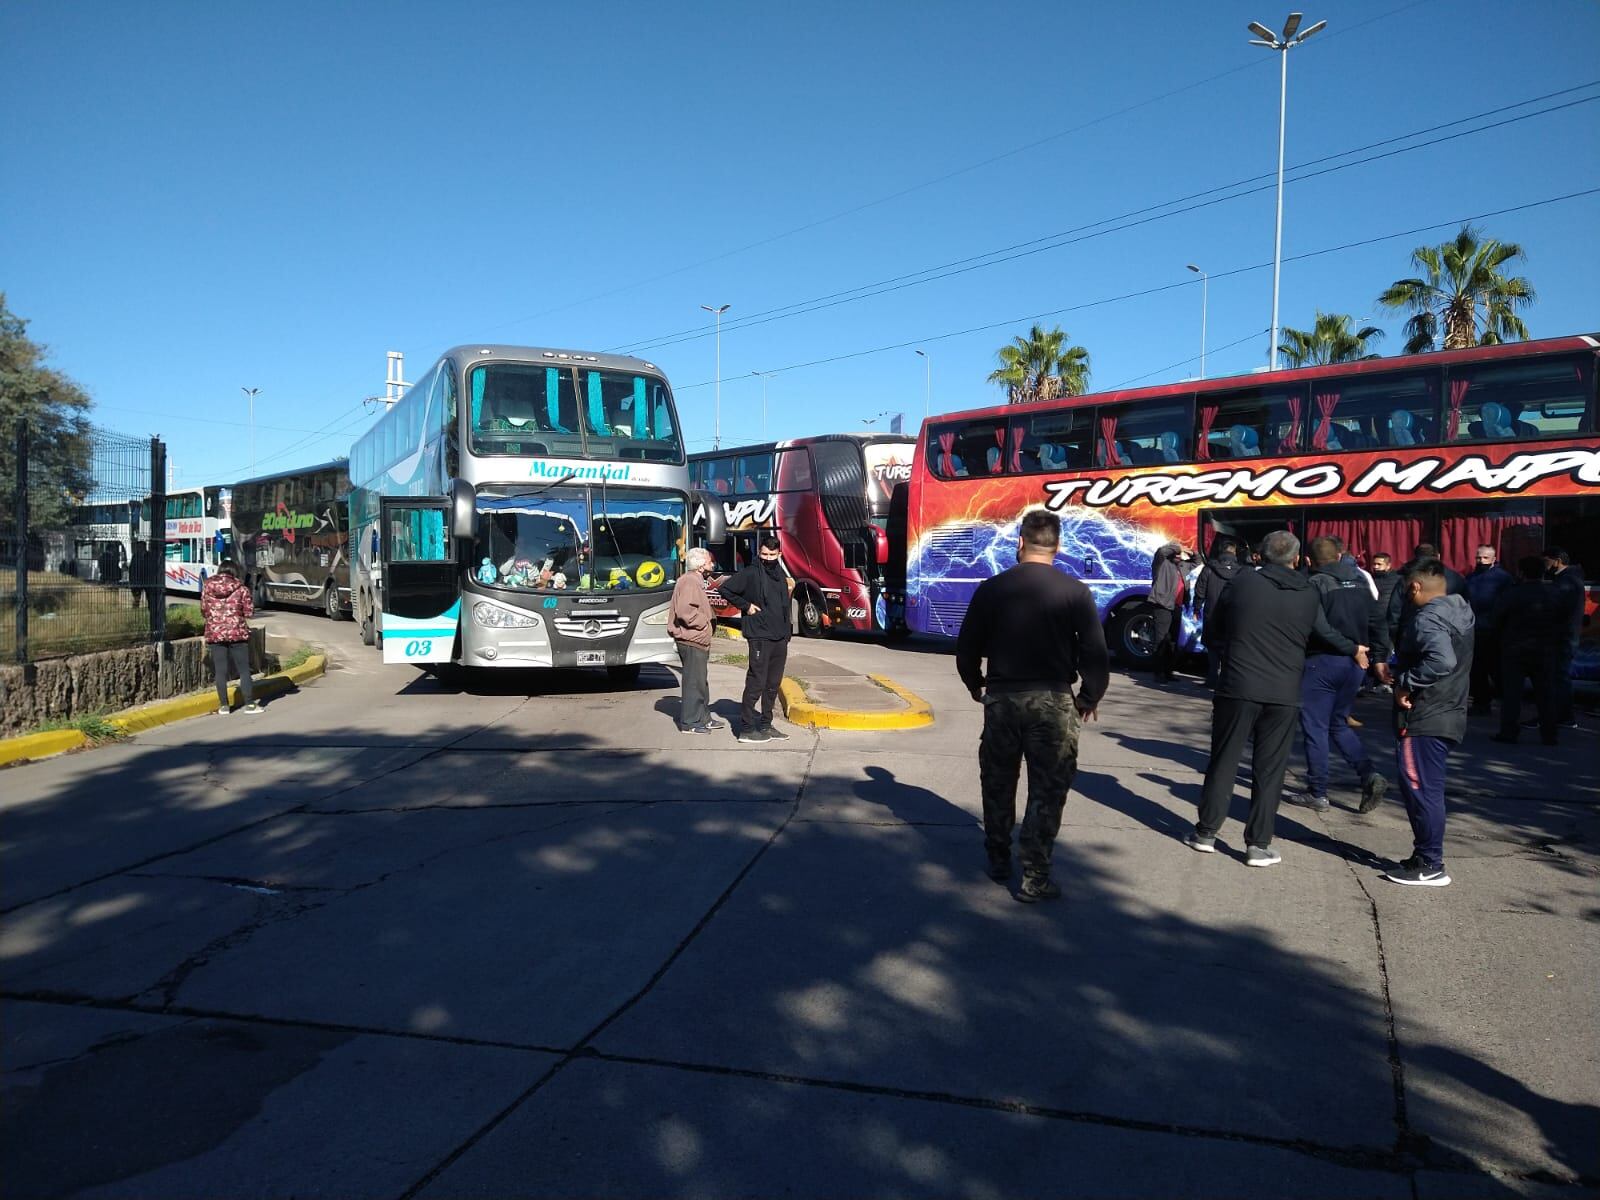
<box><xmin>278</xmin><ymin>645</ymin><xmax>317</xmax><ymax>671</ymax></box>
<box><xmin>31</xmin><ymin>709</ymin><xmax>129</xmax><ymax>743</ymax></box>
<box><xmin>167</xmin><ymin>603</ymin><xmax>204</xmax><ymax>639</ymax></box>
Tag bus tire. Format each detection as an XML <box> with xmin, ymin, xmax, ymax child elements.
<box><xmin>323</xmin><ymin>583</ymin><xmax>344</xmax><ymax>621</ymax></box>
<box><xmin>607</xmin><ymin>664</ymin><xmax>642</xmax><ymax>686</ymax></box>
<box><xmin>251</xmin><ymin>575</ymin><xmax>270</xmax><ymax>609</ymax></box>
<box><xmin>796</xmin><ymin>589</ymin><xmax>825</xmax><ymax>639</ymax></box>
<box><xmin>359</xmin><ymin>594</ymin><xmax>376</xmax><ymax>646</ymax></box>
<box><xmin>1109</xmin><ymin>602</ymin><xmax>1160</xmax><ymax>667</ymax></box>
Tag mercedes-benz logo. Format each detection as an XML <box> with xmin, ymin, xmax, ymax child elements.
<box><xmin>583</xmin><ymin>619</ymin><xmax>601</xmax><ymax>637</ymax></box>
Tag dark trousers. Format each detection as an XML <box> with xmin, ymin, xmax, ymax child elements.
<box><xmin>1150</xmin><ymin>606</ymin><xmax>1179</xmax><ymax>680</ymax></box>
<box><xmin>1499</xmin><ymin>645</ymin><xmax>1555</xmax><ymax>740</ymax></box>
<box><xmin>978</xmin><ymin>690</ymin><xmax>1081</xmax><ymax>879</ymax></box>
<box><xmin>741</xmin><ymin>637</ymin><xmax>789</xmax><ymax>729</ymax></box>
<box><xmin>1545</xmin><ymin>644</ymin><xmax>1575</xmax><ymax>726</ymax></box>
<box><xmin>1396</xmin><ymin>734</ymin><xmax>1450</xmax><ymax>868</ymax></box>
<box><xmin>1299</xmin><ymin>655</ymin><xmax>1374</xmax><ymax>797</ymax></box>
<box><xmin>1469</xmin><ymin>629</ymin><xmax>1500</xmax><ymax>709</ymax></box>
<box><xmin>676</xmin><ymin>642</ymin><xmax>711</xmax><ymax>729</ymax></box>
<box><xmin>210</xmin><ymin>641</ymin><xmax>254</xmax><ymax>707</ymax></box>
<box><xmin>1197</xmin><ymin>697</ymin><xmax>1298</xmax><ymax>848</ymax></box>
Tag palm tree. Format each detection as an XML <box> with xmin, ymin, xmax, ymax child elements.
<box><xmin>987</xmin><ymin>324</ymin><xmax>1091</xmax><ymax>404</ymax></box>
<box><xmin>1278</xmin><ymin>311</ymin><xmax>1385</xmax><ymax>368</ymax></box>
<box><xmin>1377</xmin><ymin>224</ymin><xmax>1535</xmax><ymax>354</ymax></box>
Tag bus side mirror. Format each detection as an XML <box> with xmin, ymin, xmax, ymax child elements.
<box><xmin>450</xmin><ymin>478</ymin><xmax>476</xmax><ymax>542</ymax></box>
<box><xmin>869</xmin><ymin>524</ymin><xmax>889</xmax><ymax>565</ymax></box>
<box><xmin>694</xmin><ymin>490</ymin><xmax>726</xmax><ymax>544</ymax></box>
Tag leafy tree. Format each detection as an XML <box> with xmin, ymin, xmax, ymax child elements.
<box><xmin>0</xmin><ymin>294</ymin><xmax>95</xmax><ymax>530</ymax></box>
<box><xmin>1278</xmin><ymin>311</ymin><xmax>1385</xmax><ymax>368</ymax></box>
<box><xmin>987</xmin><ymin>324</ymin><xmax>1091</xmax><ymax>404</ymax></box>
<box><xmin>1377</xmin><ymin>224</ymin><xmax>1535</xmax><ymax>355</ymax></box>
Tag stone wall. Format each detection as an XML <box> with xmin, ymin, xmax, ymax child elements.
<box><xmin>0</xmin><ymin>631</ymin><xmax>274</xmax><ymax>736</ymax></box>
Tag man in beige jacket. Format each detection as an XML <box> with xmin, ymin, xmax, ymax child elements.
<box><xmin>669</xmin><ymin>547</ymin><xmax>724</xmax><ymax>734</ymax></box>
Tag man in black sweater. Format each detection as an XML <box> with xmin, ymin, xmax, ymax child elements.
<box><xmin>718</xmin><ymin>534</ymin><xmax>796</xmax><ymax>743</ymax></box>
<box><xmin>1190</xmin><ymin>538</ymin><xmax>1243</xmax><ymax>688</ymax></box>
<box><xmin>1187</xmin><ymin>530</ymin><xmax>1367</xmax><ymax>867</ymax></box>
<box><xmin>956</xmin><ymin>509</ymin><xmax>1110</xmax><ymax>902</ymax></box>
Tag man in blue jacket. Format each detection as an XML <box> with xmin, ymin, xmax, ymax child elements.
<box><xmin>1464</xmin><ymin>544</ymin><xmax>1513</xmax><ymax>715</ymax></box>
<box><xmin>1384</xmin><ymin>560</ymin><xmax>1474</xmax><ymax>888</ymax></box>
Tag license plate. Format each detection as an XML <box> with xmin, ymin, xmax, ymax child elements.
<box><xmin>576</xmin><ymin>651</ymin><xmax>605</xmax><ymax>667</ymax></box>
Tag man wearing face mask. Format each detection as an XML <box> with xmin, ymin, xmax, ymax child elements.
<box><xmin>718</xmin><ymin>534</ymin><xmax>797</xmax><ymax>743</ymax></box>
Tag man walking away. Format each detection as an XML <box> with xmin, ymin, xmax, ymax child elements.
<box><xmin>718</xmin><ymin>535</ymin><xmax>795</xmax><ymax>743</ymax></box>
<box><xmin>1191</xmin><ymin>538</ymin><xmax>1242</xmax><ymax>689</ymax></box>
<box><xmin>1384</xmin><ymin>560</ymin><xmax>1473</xmax><ymax>887</ymax></box>
<box><xmin>1465</xmin><ymin>544</ymin><xmax>1513</xmax><ymax>715</ymax></box>
<box><xmin>1148</xmin><ymin>540</ymin><xmax>1187</xmax><ymax>683</ymax></box>
<box><xmin>1189</xmin><ymin>531</ymin><xmax>1366</xmax><ymax>867</ymax></box>
<box><xmin>1491</xmin><ymin>556</ymin><xmax>1562</xmax><ymax>746</ymax></box>
<box><xmin>201</xmin><ymin>560</ymin><xmax>261</xmax><ymax>715</ymax></box>
<box><xmin>668</xmin><ymin>547</ymin><xmax>725</xmax><ymax>735</ymax></box>
<box><xmin>1362</xmin><ymin>553</ymin><xmax>1401</xmax><ymax>695</ymax></box>
<box><xmin>1537</xmin><ymin>547</ymin><xmax>1585</xmax><ymax>730</ymax></box>
<box><xmin>1286</xmin><ymin>536</ymin><xmax>1388</xmax><ymax>815</ymax></box>
<box><xmin>956</xmin><ymin>509</ymin><xmax>1109</xmax><ymax>902</ymax></box>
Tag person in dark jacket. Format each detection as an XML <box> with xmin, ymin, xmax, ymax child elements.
<box><xmin>1383</xmin><ymin>560</ymin><xmax>1473</xmax><ymax>887</ymax></box>
<box><xmin>1491</xmin><ymin>556</ymin><xmax>1563</xmax><ymax>746</ymax></box>
<box><xmin>1464</xmin><ymin>544</ymin><xmax>1513</xmax><ymax>715</ymax></box>
<box><xmin>957</xmin><ymin>509</ymin><xmax>1110</xmax><ymax>902</ymax></box>
<box><xmin>1285</xmin><ymin>537</ymin><xmax>1388</xmax><ymax>815</ymax></box>
<box><xmin>1187</xmin><ymin>530</ymin><xmax>1366</xmax><ymax>867</ymax></box>
<box><xmin>1362</xmin><ymin>552</ymin><xmax>1401</xmax><ymax>695</ymax></box>
<box><xmin>1384</xmin><ymin>543</ymin><xmax>1467</xmax><ymax>649</ymax></box>
<box><xmin>1191</xmin><ymin>539</ymin><xmax>1242</xmax><ymax>688</ymax></box>
<box><xmin>717</xmin><ymin>534</ymin><xmax>795</xmax><ymax>743</ymax></box>
<box><xmin>1147</xmin><ymin>541</ymin><xmax>1189</xmax><ymax>683</ymax></box>
<box><xmin>1538</xmin><ymin>546</ymin><xmax>1585</xmax><ymax>729</ymax></box>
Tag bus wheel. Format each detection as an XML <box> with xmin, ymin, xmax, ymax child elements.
<box><xmin>252</xmin><ymin>576</ymin><xmax>269</xmax><ymax>609</ymax></box>
<box><xmin>1110</xmin><ymin>603</ymin><xmax>1160</xmax><ymax>666</ymax></box>
<box><xmin>607</xmin><ymin>664</ymin><xmax>642</xmax><ymax>686</ymax></box>
<box><xmin>323</xmin><ymin>583</ymin><xmax>344</xmax><ymax>621</ymax></box>
<box><xmin>796</xmin><ymin>590</ymin><xmax>825</xmax><ymax>639</ymax></box>
<box><xmin>359</xmin><ymin>596</ymin><xmax>376</xmax><ymax>646</ymax></box>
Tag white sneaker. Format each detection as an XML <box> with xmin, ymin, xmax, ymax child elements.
<box><xmin>241</xmin><ymin>702</ymin><xmax>263</xmax><ymax>714</ymax></box>
<box><xmin>216</xmin><ymin>706</ymin><xmax>230</xmax><ymax>716</ymax></box>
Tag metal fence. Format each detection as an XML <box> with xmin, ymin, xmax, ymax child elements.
<box><xmin>3</xmin><ymin>420</ymin><xmax>166</xmax><ymax>662</ymax></box>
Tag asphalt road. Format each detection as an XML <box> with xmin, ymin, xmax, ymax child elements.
<box><xmin>2</xmin><ymin>602</ymin><xmax>1596</xmax><ymax>1199</ymax></box>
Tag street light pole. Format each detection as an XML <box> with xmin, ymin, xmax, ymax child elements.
<box><xmin>240</xmin><ymin>387</ymin><xmax>260</xmax><ymax>471</ymax></box>
<box><xmin>914</xmin><ymin>349</ymin><xmax>931</xmax><ymax>421</ymax></box>
<box><xmin>1186</xmin><ymin>264</ymin><xmax>1209</xmax><ymax>379</ymax></box>
<box><xmin>751</xmin><ymin>370</ymin><xmax>772</xmax><ymax>439</ymax></box>
<box><xmin>700</xmin><ymin>303</ymin><xmax>730</xmax><ymax>449</ymax></box>
<box><xmin>1248</xmin><ymin>12</ymin><xmax>1325</xmax><ymax>372</ymax></box>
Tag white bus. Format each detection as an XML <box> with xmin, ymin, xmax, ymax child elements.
<box><xmin>347</xmin><ymin>345</ymin><xmax>721</xmax><ymax>678</ymax></box>
<box><xmin>142</xmin><ymin>485</ymin><xmax>232</xmax><ymax>595</ymax></box>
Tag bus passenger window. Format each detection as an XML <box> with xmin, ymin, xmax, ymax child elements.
<box><xmin>1007</xmin><ymin>408</ymin><xmax>1092</xmax><ymax>473</ymax></box>
<box><xmin>1305</xmin><ymin>371</ymin><xmax>1437</xmax><ymax>449</ymax></box>
<box><xmin>1094</xmin><ymin>400</ymin><xmax>1192</xmax><ymax>467</ymax></box>
<box><xmin>928</xmin><ymin>420</ymin><xmax>1005</xmax><ymax>478</ymax></box>
<box><xmin>1197</xmin><ymin>385</ymin><xmax>1303</xmax><ymax>459</ymax></box>
<box><xmin>1448</xmin><ymin>354</ymin><xmax>1595</xmax><ymax>443</ymax></box>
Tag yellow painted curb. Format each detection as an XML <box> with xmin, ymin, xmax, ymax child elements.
<box><xmin>778</xmin><ymin>672</ymin><xmax>934</xmax><ymax>731</ymax></box>
<box><xmin>714</xmin><ymin>623</ymin><xmax>745</xmax><ymax>641</ymax></box>
<box><xmin>0</xmin><ymin>655</ymin><xmax>328</xmax><ymax>766</ymax></box>
<box><xmin>0</xmin><ymin>728</ymin><xmax>89</xmax><ymax>768</ymax></box>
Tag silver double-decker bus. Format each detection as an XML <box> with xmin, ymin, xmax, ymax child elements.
<box><xmin>348</xmin><ymin>345</ymin><xmax>721</xmax><ymax>679</ymax></box>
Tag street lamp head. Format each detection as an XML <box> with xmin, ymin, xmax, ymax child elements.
<box><xmin>1247</xmin><ymin>20</ymin><xmax>1276</xmax><ymax>40</ymax></box>
<box><xmin>1187</xmin><ymin>263</ymin><xmax>1202</xmax><ymax>274</ymax></box>
<box><xmin>1281</xmin><ymin>12</ymin><xmax>1302</xmax><ymax>39</ymax></box>
<box><xmin>701</xmin><ymin>303</ymin><xmax>730</xmax><ymax>316</ymax></box>
<box><xmin>915</xmin><ymin>348</ymin><xmax>927</xmax><ymax>359</ymax></box>
<box><xmin>1295</xmin><ymin>18</ymin><xmax>1326</xmax><ymax>42</ymax></box>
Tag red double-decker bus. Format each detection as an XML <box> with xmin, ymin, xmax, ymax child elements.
<box><xmin>691</xmin><ymin>433</ymin><xmax>915</xmax><ymax>636</ymax></box>
<box><xmin>903</xmin><ymin>334</ymin><xmax>1600</xmax><ymax>675</ymax></box>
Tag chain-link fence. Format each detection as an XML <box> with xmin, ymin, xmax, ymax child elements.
<box><xmin>3</xmin><ymin>421</ymin><xmax>166</xmax><ymax>662</ymax></box>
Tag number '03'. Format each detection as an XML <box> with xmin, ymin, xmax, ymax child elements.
<box><xmin>405</xmin><ymin>639</ymin><xmax>433</xmax><ymax>657</ymax></box>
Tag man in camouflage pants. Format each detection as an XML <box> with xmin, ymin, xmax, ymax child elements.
<box><xmin>957</xmin><ymin>510</ymin><xmax>1111</xmax><ymax>902</ymax></box>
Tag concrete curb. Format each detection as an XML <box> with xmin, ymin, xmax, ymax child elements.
<box><xmin>778</xmin><ymin>673</ymin><xmax>934</xmax><ymax>731</ymax></box>
<box><xmin>0</xmin><ymin>654</ymin><xmax>328</xmax><ymax>768</ymax></box>
<box><xmin>713</xmin><ymin>623</ymin><xmax>745</xmax><ymax>641</ymax></box>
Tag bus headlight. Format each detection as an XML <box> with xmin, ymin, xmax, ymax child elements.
<box><xmin>473</xmin><ymin>602</ymin><xmax>540</xmax><ymax>629</ymax></box>
<box><xmin>641</xmin><ymin>608</ymin><xmax>670</xmax><ymax>626</ymax></box>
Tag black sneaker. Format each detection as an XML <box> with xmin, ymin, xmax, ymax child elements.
<box><xmin>703</xmin><ymin>718</ymin><xmax>728</xmax><ymax>731</ymax></box>
<box><xmin>1358</xmin><ymin>774</ymin><xmax>1387</xmax><ymax>814</ymax></box>
<box><xmin>679</xmin><ymin>723</ymin><xmax>711</xmax><ymax>735</ymax></box>
<box><xmin>1283</xmin><ymin>789</ymin><xmax>1329</xmax><ymax>813</ymax></box>
<box><xmin>736</xmin><ymin>726</ymin><xmax>771</xmax><ymax>744</ymax></box>
<box><xmin>1383</xmin><ymin>860</ymin><xmax>1451</xmax><ymax>887</ymax></box>
<box><xmin>985</xmin><ymin>856</ymin><xmax>1012</xmax><ymax>882</ymax></box>
<box><xmin>761</xmin><ymin>724</ymin><xmax>791</xmax><ymax>741</ymax></box>
<box><xmin>1017</xmin><ymin>875</ymin><xmax>1061</xmax><ymax>902</ymax></box>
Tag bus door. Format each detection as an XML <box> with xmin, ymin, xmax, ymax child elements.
<box><xmin>379</xmin><ymin>496</ymin><xmax>460</xmax><ymax>665</ymax></box>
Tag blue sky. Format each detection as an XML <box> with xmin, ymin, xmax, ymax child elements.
<box><xmin>3</xmin><ymin>0</ymin><xmax>1597</xmax><ymax>489</ymax></box>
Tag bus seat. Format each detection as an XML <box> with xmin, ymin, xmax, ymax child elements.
<box><xmin>712</xmin><ymin>478</ymin><xmax>731</xmax><ymax>495</ymax></box>
<box><xmin>950</xmin><ymin>454</ymin><xmax>968</xmax><ymax>478</ymax></box>
<box><xmin>1478</xmin><ymin>402</ymin><xmax>1514</xmax><ymax>439</ymax></box>
<box><xmin>1505</xmin><ymin>403</ymin><xmax>1537</xmax><ymax>437</ymax></box>
<box><xmin>1038</xmin><ymin>442</ymin><xmax>1066</xmax><ymax>470</ymax></box>
<box><xmin>1389</xmin><ymin>410</ymin><xmax>1417</xmax><ymax>446</ymax></box>
<box><xmin>741</xmin><ymin>476</ymin><xmax>756</xmax><ymax>493</ymax></box>
<box><xmin>1227</xmin><ymin>425</ymin><xmax>1260</xmax><ymax>457</ymax></box>
<box><xmin>985</xmin><ymin>446</ymin><xmax>1002</xmax><ymax>473</ymax></box>
<box><xmin>1156</xmin><ymin>431</ymin><xmax>1181</xmax><ymax>462</ymax></box>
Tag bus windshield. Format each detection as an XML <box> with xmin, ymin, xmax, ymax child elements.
<box><xmin>474</xmin><ymin>486</ymin><xmax>684</xmax><ymax>593</ymax></box>
<box><xmin>469</xmin><ymin>364</ymin><xmax>681</xmax><ymax>462</ymax></box>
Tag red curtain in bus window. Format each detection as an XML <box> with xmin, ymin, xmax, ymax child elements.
<box><xmin>1197</xmin><ymin>404</ymin><xmax>1219</xmax><ymax>460</ymax></box>
<box><xmin>1280</xmin><ymin>395</ymin><xmax>1303</xmax><ymax>452</ymax></box>
<box><xmin>1446</xmin><ymin>379</ymin><xmax>1470</xmax><ymax>441</ymax></box>
<box><xmin>936</xmin><ymin>430</ymin><xmax>955</xmax><ymax>476</ymax></box>
<box><xmin>1008</xmin><ymin>424</ymin><xmax>1026</xmax><ymax>472</ymax></box>
<box><xmin>1307</xmin><ymin>516</ymin><xmax>1425</xmax><ymax>568</ymax></box>
<box><xmin>1311</xmin><ymin>389</ymin><xmax>1341</xmax><ymax>450</ymax></box>
<box><xmin>1439</xmin><ymin>514</ymin><xmax>1545</xmax><ymax>574</ymax></box>
<box><xmin>1099</xmin><ymin>416</ymin><xmax>1123</xmax><ymax>466</ymax></box>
